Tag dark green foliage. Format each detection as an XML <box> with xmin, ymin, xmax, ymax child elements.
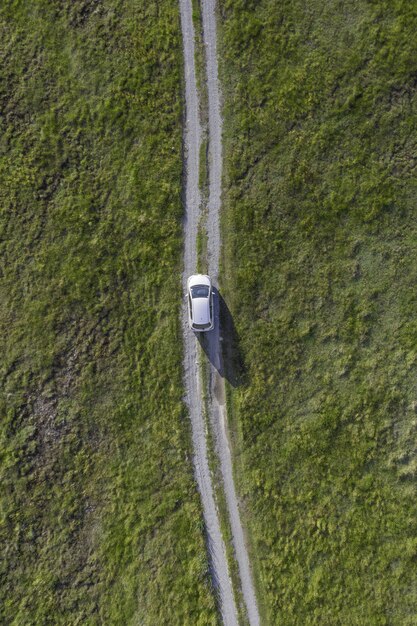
<box><xmin>0</xmin><ymin>1</ymin><xmax>217</xmax><ymax>623</ymax></box>
<box><xmin>219</xmin><ymin>0</ymin><xmax>417</xmax><ymax>623</ymax></box>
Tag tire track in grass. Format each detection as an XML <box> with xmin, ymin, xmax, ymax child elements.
<box><xmin>179</xmin><ymin>0</ymin><xmax>238</xmax><ymax>623</ymax></box>
<box><xmin>201</xmin><ymin>0</ymin><xmax>261</xmax><ymax>624</ymax></box>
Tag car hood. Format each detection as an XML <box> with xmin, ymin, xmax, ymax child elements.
<box><xmin>192</xmin><ymin>297</ymin><xmax>210</xmax><ymax>324</ymax></box>
<box><xmin>188</xmin><ymin>274</ymin><xmax>211</xmax><ymax>289</ymax></box>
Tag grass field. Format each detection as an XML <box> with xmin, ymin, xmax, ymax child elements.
<box><xmin>219</xmin><ymin>0</ymin><xmax>417</xmax><ymax>623</ymax></box>
<box><xmin>0</xmin><ymin>1</ymin><xmax>218</xmax><ymax>623</ymax></box>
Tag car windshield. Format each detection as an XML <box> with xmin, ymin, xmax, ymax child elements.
<box><xmin>191</xmin><ymin>285</ymin><xmax>209</xmax><ymax>298</ymax></box>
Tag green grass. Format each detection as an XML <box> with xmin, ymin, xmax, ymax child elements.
<box><xmin>197</xmin><ymin>346</ymin><xmax>248</xmax><ymax>625</ymax></box>
<box><xmin>219</xmin><ymin>0</ymin><xmax>417</xmax><ymax>623</ymax></box>
<box><xmin>192</xmin><ymin>0</ymin><xmax>209</xmax><ymax>276</ymax></box>
<box><xmin>196</xmin><ymin>216</ymin><xmax>208</xmax><ymax>275</ymax></box>
<box><xmin>0</xmin><ymin>1</ymin><xmax>218</xmax><ymax>623</ymax></box>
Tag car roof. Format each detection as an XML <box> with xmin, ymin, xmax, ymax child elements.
<box><xmin>192</xmin><ymin>297</ymin><xmax>210</xmax><ymax>324</ymax></box>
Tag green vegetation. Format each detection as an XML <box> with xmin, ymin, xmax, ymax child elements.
<box><xmin>196</xmin><ymin>216</ymin><xmax>208</xmax><ymax>275</ymax></box>
<box><xmin>192</xmin><ymin>0</ymin><xmax>209</xmax><ymax>276</ymax></box>
<box><xmin>0</xmin><ymin>1</ymin><xmax>217</xmax><ymax>623</ymax></box>
<box><xmin>219</xmin><ymin>0</ymin><xmax>417</xmax><ymax>623</ymax></box>
<box><xmin>198</xmin><ymin>350</ymin><xmax>248</xmax><ymax>625</ymax></box>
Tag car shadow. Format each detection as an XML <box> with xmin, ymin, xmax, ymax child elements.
<box><xmin>196</xmin><ymin>290</ymin><xmax>247</xmax><ymax>388</ymax></box>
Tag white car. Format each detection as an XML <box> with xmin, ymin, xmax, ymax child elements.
<box><xmin>187</xmin><ymin>274</ymin><xmax>214</xmax><ymax>331</ymax></box>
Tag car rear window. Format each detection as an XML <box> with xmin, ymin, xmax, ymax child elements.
<box><xmin>191</xmin><ymin>285</ymin><xmax>209</xmax><ymax>298</ymax></box>
<box><xmin>193</xmin><ymin>322</ymin><xmax>211</xmax><ymax>329</ymax></box>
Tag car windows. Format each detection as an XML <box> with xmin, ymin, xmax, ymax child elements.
<box><xmin>191</xmin><ymin>285</ymin><xmax>209</xmax><ymax>298</ymax></box>
<box><xmin>193</xmin><ymin>321</ymin><xmax>211</xmax><ymax>329</ymax></box>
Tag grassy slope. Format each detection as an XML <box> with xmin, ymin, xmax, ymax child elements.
<box><xmin>219</xmin><ymin>0</ymin><xmax>417</xmax><ymax>623</ymax></box>
<box><xmin>0</xmin><ymin>1</ymin><xmax>217</xmax><ymax>624</ymax></box>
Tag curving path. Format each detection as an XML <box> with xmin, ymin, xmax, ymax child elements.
<box><xmin>180</xmin><ymin>0</ymin><xmax>260</xmax><ymax>624</ymax></box>
<box><xmin>179</xmin><ymin>0</ymin><xmax>238</xmax><ymax>623</ymax></box>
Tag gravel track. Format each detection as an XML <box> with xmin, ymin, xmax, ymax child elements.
<box><xmin>180</xmin><ymin>1</ymin><xmax>260</xmax><ymax>624</ymax></box>
<box><xmin>201</xmin><ymin>1</ymin><xmax>261</xmax><ymax>624</ymax></box>
<box><xmin>179</xmin><ymin>0</ymin><xmax>238</xmax><ymax>624</ymax></box>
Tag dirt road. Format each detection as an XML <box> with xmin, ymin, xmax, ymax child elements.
<box><xmin>179</xmin><ymin>0</ymin><xmax>238</xmax><ymax>623</ymax></box>
<box><xmin>180</xmin><ymin>1</ymin><xmax>260</xmax><ymax>624</ymax></box>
